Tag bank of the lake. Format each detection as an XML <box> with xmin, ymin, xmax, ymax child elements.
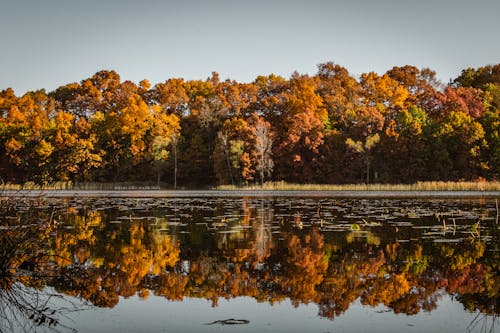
<box><xmin>1</xmin><ymin>181</ymin><xmax>500</xmax><ymax>192</ymax></box>
<box><xmin>3</xmin><ymin>180</ymin><xmax>500</xmax><ymax>192</ymax></box>
<box><xmin>1</xmin><ymin>189</ymin><xmax>500</xmax><ymax>198</ymax></box>
<box><xmin>218</xmin><ymin>181</ymin><xmax>500</xmax><ymax>191</ymax></box>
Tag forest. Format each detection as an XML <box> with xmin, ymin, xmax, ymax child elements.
<box><xmin>0</xmin><ymin>63</ymin><xmax>499</xmax><ymax>187</ymax></box>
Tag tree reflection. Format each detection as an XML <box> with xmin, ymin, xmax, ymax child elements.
<box><xmin>0</xmin><ymin>217</ymin><xmax>83</xmax><ymax>333</ymax></box>
<box><xmin>0</xmin><ymin>197</ymin><xmax>498</xmax><ymax>330</ymax></box>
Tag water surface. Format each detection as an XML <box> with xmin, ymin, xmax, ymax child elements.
<box><xmin>0</xmin><ymin>195</ymin><xmax>498</xmax><ymax>332</ymax></box>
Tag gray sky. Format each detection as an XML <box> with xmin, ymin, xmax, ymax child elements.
<box><xmin>1</xmin><ymin>0</ymin><xmax>499</xmax><ymax>94</ymax></box>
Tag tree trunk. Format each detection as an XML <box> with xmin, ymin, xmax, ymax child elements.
<box><xmin>174</xmin><ymin>143</ymin><xmax>177</xmax><ymax>189</ymax></box>
<box><xmin>225</xmin><ymin>150</ymin><xmax>234</xmax><ymax>185</ymax></box>
<box><xmin>366</xmin><ymin>156</ymin><xmax>370</xmax><ymax>184</ymax></box>
<box><xmin>261</xmin><ymin>155</ymin><xmax>264</xmax><ymax>186</ymax></box>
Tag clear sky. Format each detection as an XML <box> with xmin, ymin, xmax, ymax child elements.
<box><xmin>1</xmin><ymin>0</ymin><xmax>499</xmax><ymax>94</ymax></box>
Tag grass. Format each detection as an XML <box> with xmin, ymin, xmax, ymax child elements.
<box><xmin>217</xmin><ymin>181</ymin><xmax>500</xmax><ymax>191</ymax></box>
<box><xmin>0</xmin><ymin>181</ymin><xmax>161</xmax><ymax>191</ymax></box>
<box><xmin>0</xmin><ymin>180</ymin><xmax>499</xmax><ymax>191</ymax></box>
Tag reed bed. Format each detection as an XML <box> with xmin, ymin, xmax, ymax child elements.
<box><xmin>0</xmin><ymin>181</ymin><xmax>161</xmax><ymax>191</ymax></box>
<box><xmin>1</xmin><ymin>180</ymin><xmax>499</xmax><ymax>191</ymax></box>
<box><xmin>217</xmin><ymin>181</ymin><xmax>500</xmax><ymax>191</ymax></box>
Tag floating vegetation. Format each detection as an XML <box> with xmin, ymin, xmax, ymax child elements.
<box><xmin>469</xmin><ymin>221</ymin><xmax>481</xmax><ymax>238</ymax></box>
<box><xmin>350</xmin><ymin>223</ymin><xmax>361</xmax><ymax>231</ymax></box>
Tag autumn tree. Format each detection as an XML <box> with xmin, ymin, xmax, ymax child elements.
<box><xmin>252</xmin><ymin>116</ymin><xmax>274</xmax><ymax>185</ymax></box>
<box><xmin>274</xmin><ymin>73</ymin><xmax>327</xmax><ymax>182</ymax></box>
<box><xmin>345</xmin><ymin>133</ymin><xmax>380</xmax><ymax>183</ymax></box>
<box><xmin>360</xmin><ymin>71</ymin><xmax>409</xmax><ymax>117</ymax></box>
<box><xmin>1</xmin><ymin>63</ymin><xmax>499</xmax><ymax>185</ymax></box>
<box><xmin>437</xmin><ymin>87</ymin><xmax>486</xmax><ymax>119</ymax></box>
<box><xmin>0</xmin><ymin>90</ymin><xmax>54</xmax><ymax>182</ymax></box>
<box><xmin>150</xmin><ymin>78</ymin><xmax>189</xmax><ymax>117</ymax></box>
<box><xmin>316</xmin><ymin>62</ymin><xmax>361</xmax><ymax>130</ymax></box>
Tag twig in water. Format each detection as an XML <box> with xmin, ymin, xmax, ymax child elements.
<box><xmin>205</xmin><ymin>319</ymin><xmax>249</xmax><ymax>325</ymax></box>
<box><xmin>495</xmin><ymin>199</ymin><xmax>498</xmax><ymax>225</ymax></box>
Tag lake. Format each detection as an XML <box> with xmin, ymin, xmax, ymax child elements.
<box><xmin>0</xmin><ymin>192</ymin><xmax>499</xmax><ymax>332</ymax></box>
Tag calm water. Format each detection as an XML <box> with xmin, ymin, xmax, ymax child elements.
<box><xmin>0</xmin><ymin>194</ymin><xmax>499</xmax><ymax>332</ymax></box>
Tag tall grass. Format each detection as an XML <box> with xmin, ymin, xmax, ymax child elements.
<box><xmin>217</xmin><ymin>181</ymin><xmax>500</xmax><ymax>191</ymax></box>
<box><xmin>0</xmin><ymin>181</ymin><xmax>161</xmax><ymax>191</ymax></box>
<box><xmin>1</xmin><ymin>180</ymin><xmax>499</xmax><ymax>191</ymax></box>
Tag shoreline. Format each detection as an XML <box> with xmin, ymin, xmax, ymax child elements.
<box><xmin>1</xmin><ymin>189</ymin><xmax>499</xmax><ymax>198</ymax></box>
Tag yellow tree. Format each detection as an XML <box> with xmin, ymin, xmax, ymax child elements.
<box><xmin>345</xmin><ymin>133</ymin><xmax>380</xmax><ymax>184</ymax></box>
<box><xmin>360</xmin><ymin>72</ymin><xmax>409</xmax><ymax>115</ymax></box>
<box><xmin>90</xmin><ymin>92</ymin><xmax>181</xmax><ymax>181</ymax></box>
<box><xmin>148</xmin><ymin>105</ymin><xmax>180</xmax><ymax>185</ymax></box>
<box><xmin>45</xmin><ymin>111</ymin><xmax>102</xmax><ymax>181</ymax></box>
<box><xmin>1</xmin><ymin>90</ymin><xmax>55</xmax><ymax>182</ymax></box>
<box><xmin>316</xmin><ymin>62</ymin><xmax>362</xmax><ymax>130</ymax></box>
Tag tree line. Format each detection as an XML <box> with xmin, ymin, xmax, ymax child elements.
<box><xmin>0</xmin><ymin>63</ymin><xmax>499</xmax><ymax>186</ymax></box>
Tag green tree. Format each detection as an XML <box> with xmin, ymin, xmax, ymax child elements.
<box><xmin>432</xmin><ymin>111</ymin><xmax>485</xmax><ymax>180</ymax></box>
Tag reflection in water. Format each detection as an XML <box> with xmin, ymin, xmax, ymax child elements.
<box><xmin>0</xmin><ymin>196</ymin><xmax>499</xmax><ymax>332</ymax></box>
<box><xmin>0</xmin><ymin>219</ymin><xmax>84</xmax><ymax>333</ymax></box>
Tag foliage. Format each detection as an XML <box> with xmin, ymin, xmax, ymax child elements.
<box><xmin>1</xmin><ymin>63</ymin><xmax>500</xmax><ymax>186</ymax></box>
